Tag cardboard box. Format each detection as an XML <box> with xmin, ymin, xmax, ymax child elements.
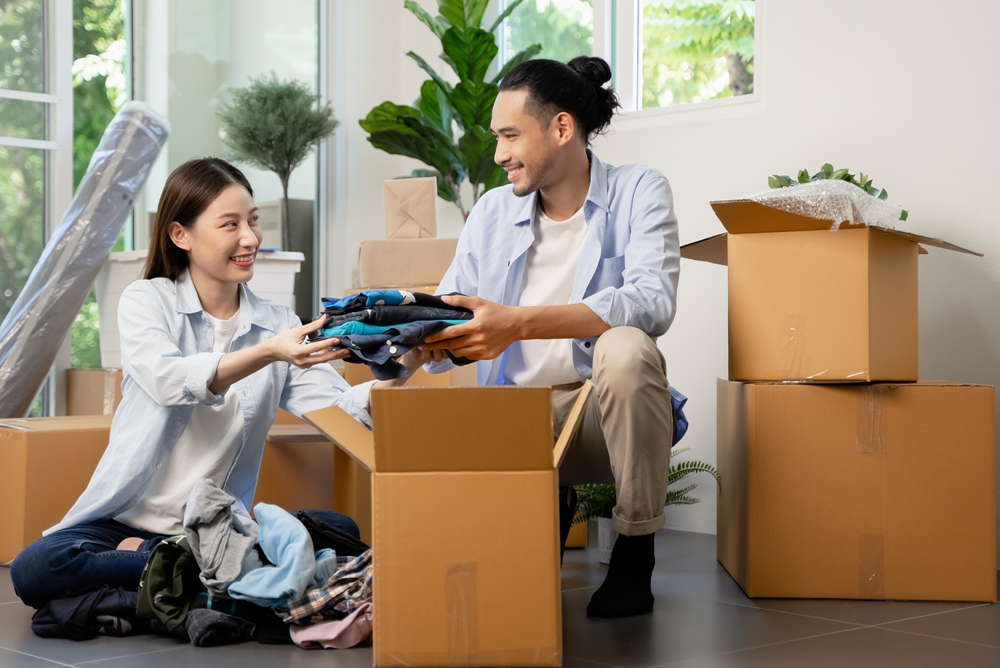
<box><xmin>341</xmin><ymin>361</ymin><xmax>477</xmax><ymax>388</ymax></box>
<box><xmin>682</xmin><ymin>200</ymin><xmax>980</xmax><ymax>382</ymax></box>
<box><xmin>304</xmin><ymin>384</ymin><xmax>591</xmax><ymax>667</ymax></box>
<box><xmin>716</xmin><ymin>378</ymin><xmax>996</xmax><ymax>601</ymax></box>
<box><xmin>353</xmin><ymin>238</ymin><xmax>458</xmax><ymax>289</ymax></box>
<box><xmin>0</xmin><ymin>416</ymin><xmax>112</xmax><ymax>562</ymax></box>
<box><xmin>66</xmin><ymin>368</ymin><xmax>123</xmax><ymax>416</ymax></box>
<box><xmin>565</xmin><ymin>518</ymin><xmax>589</xmax><ymax>549</ymax></box>
<box><xmin>384</xmin><ymin>177</ymin><xmax>437</xmax><ymax>239</ymax></box>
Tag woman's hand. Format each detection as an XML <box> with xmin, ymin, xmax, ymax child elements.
<box><xmin>266</xmin><ymin>316</ymin><xmax>350</xmax><ymax>369</ymax></box>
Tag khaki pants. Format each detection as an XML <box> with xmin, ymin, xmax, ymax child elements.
<box><xmin>553</xmin><ymin>327</ymin><xmax>673</xmax><ymax>536</ymax></box>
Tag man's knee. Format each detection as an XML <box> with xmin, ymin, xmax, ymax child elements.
<box><xmin>593</xmin><ymin>327</ymin><xmax>665</xmax><ymax>389</ymax></box>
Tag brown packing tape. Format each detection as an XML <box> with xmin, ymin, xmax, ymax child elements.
<box><xmin>446</xmin><ymin>561</ymin><xmax>479</xmax><ymax>666</ymax></box>
<box><xmin>856</xmin><ymin>385</ymin><xmax>887</xmax><ymax>598</ymax></box>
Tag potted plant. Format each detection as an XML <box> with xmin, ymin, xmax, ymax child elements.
<box><xmin>360</xmin><ymin>0</ymin><xmax>542</xmax><ymax>221</ymax></box>
<box><xmin>216</xmin><ymin>72</ymin><xmax>339</xmax><ymax>252</ymax></box>
<box><xmin>574</xmin><ymin>449</ymin><xmax>721</xmax><ymax>563</ymax></box>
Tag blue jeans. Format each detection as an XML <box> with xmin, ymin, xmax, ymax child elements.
<box><xmin>10</xmin><ymin>510</ymin><xmax>362</xmax><ymax>609</ymax></box>
<box><xmin>10</xmin><ymin>519</ymin><xmax>164</xmax><ymax>609</ymax></box>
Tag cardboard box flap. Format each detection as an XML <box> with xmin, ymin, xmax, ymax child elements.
<box><xmin>680</xmin><ymin>233</ymin><xmax>727</xmax><ymax>265</ymax></box>
<box><xmin>0</xmin><ymin>416</ymin><xmax>113</xmax><ymax>432</ymax></box>
<box><xmin>303</xmin><ymin>406</ymin><xmax>376</xmax><ymax>472</ymax></box>
<box><xmin>554</xmin><ymin>381</ymin><xmax>592</xmax><ymax>468</ymax></box>
<box><xmin>267</xmin><ymin>423</ymin><xmax>330</xmax><ymax>443</ymax></box>
<box><xmin>881</xmin><ymin>229</ymin><xmax>983</xmax><ymax>257</ymax></box>
<box><xmin>371</xmin><ymin>387</ymin><xmax>554</xmax><ymax>473</ymax></box>
<box><xmin>710</xmin><ymin>199</ymin><xmax>867</xmax><ymax>234</ymax></box>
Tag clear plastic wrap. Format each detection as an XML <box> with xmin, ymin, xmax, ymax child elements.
<box><xmin>745</xmin><ymin>179</ymin><xmax>905</xmax><ymax>231</ymax></box>
<box><xmin>0</xmin><ymin>102</ymin><xmax>169</xmax><ymax>417</ymax></box>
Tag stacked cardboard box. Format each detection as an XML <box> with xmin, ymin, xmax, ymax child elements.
<box><xmin>66</xmin><ymin>368</ymin><xmax>123</xmax><ymax>416</ymax></box>
<box><xmin>352</xmin><ymin>178</ymin><xmax>458</xmax><ymax>289</ymax></box>
<box><xmin>683</xmin><ymin>198</ymin><xmax>996</xmax><ymax>601</ymax></box>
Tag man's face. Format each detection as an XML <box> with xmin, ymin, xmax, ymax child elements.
<box><xmin>491</xmin><ymin>89</ymin><xmax>558</xmax><ymax>197</ymax></box>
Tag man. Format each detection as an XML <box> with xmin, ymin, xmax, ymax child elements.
<box><xmin>423</xmin><ymin>56</ymin><xmax>682</xmax><ymax>619</ymax></box>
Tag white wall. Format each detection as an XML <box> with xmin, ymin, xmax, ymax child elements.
<box><xmin>328</xmin><ymin>0</ymin><xmax>1000</xmax><ymax>557</ymax></box>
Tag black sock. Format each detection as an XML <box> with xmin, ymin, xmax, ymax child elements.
<box><xmin>558</xmin><ymin>486</ymin><xmax>578</xmax><ymax>564</ymax></box>
<box><xmin>586</xmin><ymin>532</ymin><xmax>655</xmax><ymax>618</ymax></box>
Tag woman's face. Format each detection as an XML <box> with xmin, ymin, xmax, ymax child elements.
<box><xmin>169</xmin><ymin>184</ymin><xmax>262</xmax><ymax>285</ymax></box>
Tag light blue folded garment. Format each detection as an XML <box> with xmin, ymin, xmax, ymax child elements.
<box><xmin>312</xmin><ymin>548</ymin><xmax>338</xmax><ymax>589</ymax></box>
<box><xmin>228</xmin><ymin>503</ymin><xmax>316</xmax><ymax>607</ymax></box>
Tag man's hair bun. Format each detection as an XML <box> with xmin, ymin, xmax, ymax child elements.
<box><xmin>568</xmin><ymin>56</ymin><xmax>612</xmax><ymax>88</ymax></box>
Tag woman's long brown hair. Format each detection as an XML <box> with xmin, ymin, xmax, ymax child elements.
<box><xmin>144</xmin><ymin>158</ymin><xmax>254</xmax><ymax>280</ymax></box>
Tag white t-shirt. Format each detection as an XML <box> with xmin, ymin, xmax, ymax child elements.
<box><xmin>117</xmin><ymin>309</ymin><xmax>244</xmax><ymax>535</ymax></box>
<box><xmin>507</xmin><ymin>204</ymin><xmax>589</xmax><ymax>387</ymax></box>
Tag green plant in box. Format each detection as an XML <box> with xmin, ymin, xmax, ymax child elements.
<box><xmin>360</xmin><ymin>0</ymin><xmax>542</xmax><ymax>222</ymax></box>
<box><xmin>768</xmin><ymin>163</ymin><xmax>908</xmax><ymax>221</ymax></box>
<box><xmin>573</xmin><ymin>447</ymin><xmax>721</xmax><ymax>523</ymax></box>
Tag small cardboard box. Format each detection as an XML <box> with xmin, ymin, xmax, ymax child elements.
<box><xmin>353</xmin><ymin>238</ymin><xmax>458</xmax><ymax>289</ymax></box>
<box><xmin>682</xmin><ymin>200</ymin><xmax>980</xmax><ymax>382</ymax></box>
<box><xmin>0</xmin><ymin>416</ymin><xmax>112</xmax><ymax>562</ymax></box>
<box><xmin>716</xmin><ymin>378</ymin><xmax>996</xmax><ymax>601</ymax></box>
<box><xmin>384</xmin><ymin>177</ymin><xmax>437</xmax><ymax>239</ymax></box>
<box><xmin>66</xmin><ymin>368</ymin><xmax>123</xmax><ymax>416</ymax></box>
<box><xmin>304</xmin><ymin>384</ymin><xmax>590</xmax><ymax>667</ymax></box>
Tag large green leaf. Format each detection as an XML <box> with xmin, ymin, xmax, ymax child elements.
<box><xmin>451</xmin><ymin>80</ymin><xmax>498</xmax><ymax>130</ymax></box>
<box><xmin>457</xmin><ymin>125</ymin><xmax>498</xmax><ymax>184</ymax></box>
<box><xmin>441</xmin><ymin>26</ymin><xmax>497</xmax><ymax>83</ymax></box>
<box><xmin>406</xmin><ymin>51</ymin><xmax>454</xmax><ymax>95</ymax></box>
<box><xmin>411</xmin><ymin>168</ymin><xmax>460</xmax><ymax>203</ymax></box>
<box><xmin>404</xmin><ymin>0</ymin><xmax>446</xmax><ymax>39</ymax></box>
<box><xmin>358</xmin><ymin>101</ymin><xmax>423</xmax><ymax>135</ymax></box>
<box><xmin>487</xmin><ymin>0</ymin><xmax>527</xmax><ymax>33</ymax></box>
<box><xmin>438</xmin><ymin>0</ymin><xmax>488</xmax><ymax>30</ymax></box>
<box><xmin>491</xmin><ymin>44</ymin><xmax>542</xmax><ymax>84</ymax></box>
<box><xmin>417</xmin><ymin>80</ymin><xmax>453</xmax><ymax>139</ymax></box>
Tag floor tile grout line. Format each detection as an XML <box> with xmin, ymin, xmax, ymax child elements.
<box><xmin>713</xmin><ymin>598</ymin><xmax>868</xmax><ymax>627</ymax></box>
<box><xmin>867</xmin><ymin>603</ymin><xmax>991</xmax><ymax>628</ymax></box>
<box><xmin>72</xmin><ymin>645</ymin><xmax>190</xmax><ymax>665</ymax></box>
<box><xmin>650</xmin><ymin>626</ymin><xmax>868</xmax><ymax>667</ymax></box>
<box><xmin>0</xmin><ymin>644</ymin><xmax>76</xmax><ymax>667</ymax></box>
<box><xmin>874</xmin><ymin>624</ymin><xmax>1000</xmax><ymax>650</ymax></box>
<box><xmin>561</xmin><ymin>653</ymin><xmax>621</xmax><ymax>668</ymax></box>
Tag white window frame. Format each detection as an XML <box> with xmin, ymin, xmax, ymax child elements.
<box><xmin>0</xmin><ymin>0</ymin><xmax>75</xmax><ymax>415</ymax></box>
<box><xmin>497</xmin><ymin>0</ymin><xmax>765</xmax><ymax>129</ymax></box>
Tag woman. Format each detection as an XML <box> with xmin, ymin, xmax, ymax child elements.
<box><xmin>11</xmin><ymin>158</ymin><xmax>425</xmax><ymax>608</ymax></box>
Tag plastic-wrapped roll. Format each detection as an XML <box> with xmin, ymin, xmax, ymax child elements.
<box><xmin>0</xmin><ymin>101</ymin><xmax>169</xmax><ymax>417</ymax></box>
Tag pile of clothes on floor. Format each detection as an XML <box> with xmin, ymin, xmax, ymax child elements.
<box><xmin>310</xmin><ymin>289</ymin><xmax>474</xmax><ymax>379</ymax></box>
<box><xmin>32</xmin><ymin>479</ymin><xmax>373</xmax><ymax>649</ymax></box>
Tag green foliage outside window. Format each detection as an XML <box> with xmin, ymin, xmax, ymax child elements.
<box><xmin>641</xmin><ymin>0</ymin><xmax>754</xmax><ymax>108</ymax></box>
<box><xmin>504</xmin><ymin>0</ymin><xmax>593</xmax><ymax>65</ymax></box>
<box><xmin>69</xmin><ymin>0</ymin><xmax>126</xmax><ymax>369</ymax></box>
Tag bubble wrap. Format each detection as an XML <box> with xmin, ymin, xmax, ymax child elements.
<box><xmin>0</xmin><ymin>102</ymin><xmax>169</xmax><ymax>417</ymax></box>
<box><xmin>746</xmin><ymin>180</ymin><xmax>905</xmax><ymax>231</ymax></box>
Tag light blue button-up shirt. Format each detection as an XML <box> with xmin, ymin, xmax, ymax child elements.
<box><xmin>46</xmin><ymin>271</ymin><xmax>373</xmax><ymax>535</ymax></box>
<box><xmin>432</xmin><ymin>150</ymin><xmax>680</xmax><ymax>386</ymax></box>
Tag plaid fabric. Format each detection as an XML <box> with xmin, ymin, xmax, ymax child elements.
<box><xmin>282</xmin><ymin>549</ymin><xmax>373</xmax><ymax>624</ymax></box>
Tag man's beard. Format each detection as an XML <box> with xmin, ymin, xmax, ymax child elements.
<box><xmin>510</xmin><ymin>153</ymin><xmax>556</xmax><ymax>198</ymax></box>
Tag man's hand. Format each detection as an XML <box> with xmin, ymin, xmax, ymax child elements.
<box><xmin>423</xmin><ymin>295</ymin><xmax>522</xmax><ymax>360</ymax></box>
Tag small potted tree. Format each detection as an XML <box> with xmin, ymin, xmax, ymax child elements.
<box><xmin>574</xmin><ymin>449</ymin><xmax>721</xmax><ymax>563</ymax></box>
<box><xmin>216</xmin><ymin>72</ymin><xmax>338</xmax><ymax>252</ymax></box>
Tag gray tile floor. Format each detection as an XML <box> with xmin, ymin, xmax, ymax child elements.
<box><xmin>1</xmin><ymin>529</ymin><xmax>998</xmax><ymax>667</ymax></box>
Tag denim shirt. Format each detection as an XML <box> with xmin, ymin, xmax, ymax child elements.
<box><xmin>431</xmin><ymin>150</ymin><xmax>680</xmax><ymax>386</ymax></box>
<box><xmin>45</xmin><ymin>271</ymin><xmax>374</xmax><ymax>535</ymax></box>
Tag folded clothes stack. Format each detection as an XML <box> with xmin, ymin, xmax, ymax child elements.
<box><xmin>311</xmin><ymin>289</ymin><xmax>475</xmax><ymax>380</ymax></box>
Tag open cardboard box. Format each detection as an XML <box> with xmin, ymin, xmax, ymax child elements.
<box><xmin>304</xmin><ymin>382</ymin><xmax>591</xmax><ymax>667</ymax></box>
<box><xmin>682</xmin><ymin>200</ymin><xmax>981</xmax><ymax>382</ymax></box>
<box><xmin>717</xmin><ymin>378</ymin><xmax>996</xmax><ymax>601</ymax></box>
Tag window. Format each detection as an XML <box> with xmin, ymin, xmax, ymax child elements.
<box><xmin>498</xmin><ymin>0</ymin><xmax>760</xmax><ymax>118</ymax></box>
<box><xmin>639</xmin><ymin>0</ymin><xmax>755</xmax><ymax>110</ymax></box>
<box><xmin>0</xmin><ymin>0</ymin><xmax>73</xmax><ymax>414</ymax></box>
<box><xmin>501</xmin><ymin>0</ymin><xmax>594</xmax><ymax>65</ymax></box>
